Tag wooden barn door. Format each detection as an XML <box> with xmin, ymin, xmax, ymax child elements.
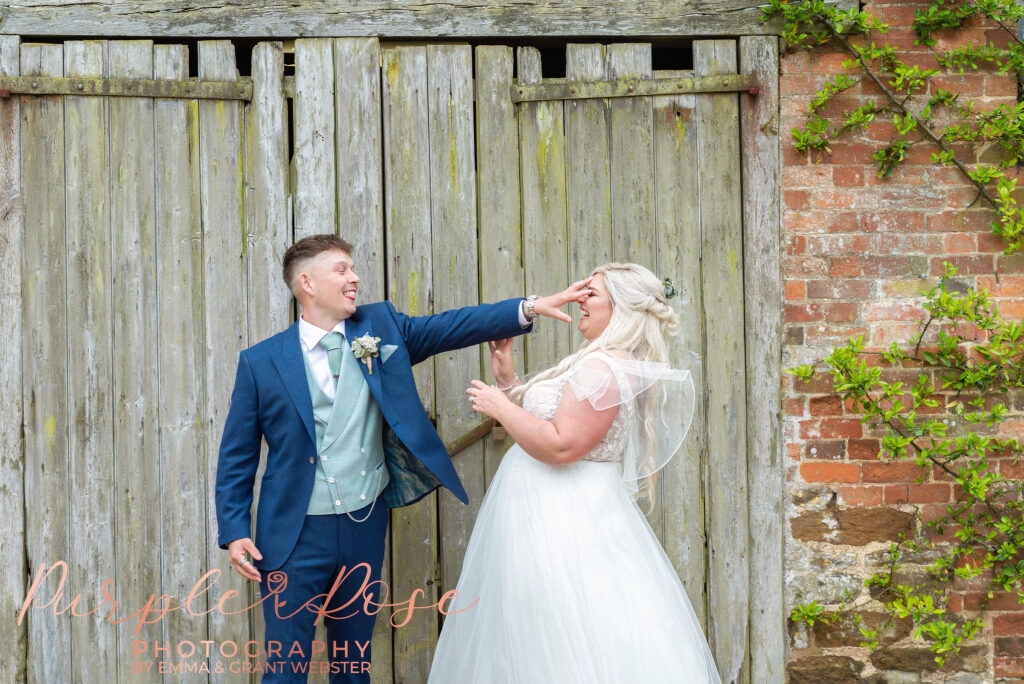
<box><xmin>1</xmin><ymin>34</ymin><xmax>782</xmax><ymax>684</ymax></box>
<box><xmin>360</xmin><ymin>38</ymin><xmax>782</xmax><ymax>684</ymax></box>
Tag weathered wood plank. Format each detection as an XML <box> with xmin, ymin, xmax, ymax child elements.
<box><xmin>0</xmin><ymin>0</ymin><xmax>858</xmax><ymax>38</ymax></box>
<box><xmin>565</xmin><ymin>42</ymin><xmax>610</xmax><ymax>353</ymax></box>
<box><xmin>381</xmin><ymin>44</ymin><xmax>438</xmax><ymax>683</ymax></box>
<box><xmin>198</xmin><ymin>40</ymin><xmax>250</xmax><ymax>681</ymax></box>
<box><xmin>334</xmin><ymin>41</ymin><xmax>392</xmax><ymax>679</ymax></box>
<box><xmin>0</xmin><ymin>34</ymin><xmax>26</xmax><ymax>684</ymax></box>
<box><xmin>739</xmin><ymin>35</ymin><xmax>785</xmax><ymax>684</ymax></box>
<box><xmin>63</xmin><ymin>38</ymin><xmax>116</xmax><ymax>684</ymax></box>
<box><xmin>154</xmin><ymin>42</ymin><xmax>209</xmax><ymax>684</ymax></box>
<box><xmin>517</xmin><ymin>47</ymin><xmax>570</xmax><ymax>375</ymax></box>
<box><xmin>244</xmin><ymin>40</ymin><xmax>290</xmax><ymax>683</ymax></box>
<box><xmin>246</xmin><ymin>42</ymin><xmax>290</xmax><ymax>346</ymax></box>
<box><xmin>335</xmin><ymin>38</ymin><xmax>385</xmax><ymax>302</ymax></box>
<box><xmin>607</xmin><ymin>42</ymin><xmax>663</xmax><ymax>540</ymax></box>
<box><xmin>20</xmin><ymin>40</ymin><xmax>71</xmax><ymax>684</ymax></box>
<box><xmin>108</xmin><ymin>41</ymin><xmax>162</xmax><ymax>681</ymax></box>
<box><xmin>294</xmin><ymin>38</ymin><xmax>335</xmax><ymax>238</ymax></box>
<box><xmin>331</xmin><ymin>41</ymin><xmax>391</xmax><ymax>680</ymax></box>
<box><xmin>608</xmin><ymin>43</ymin><xmax>655</xmax><ymax>266</ymax></box>
<box><xmin>427</xmin><ymin>43</ymin><xmax>483</xmax><ymax>630</ymax></box>
<box><xmin>694</xmin><ymin>38</ymin><xmax>749</xmax><ymax>684</ymax></box>
<box><xmin>652</xmin><ymin>68</ymin><xmax>708</xmax><ymax>628</ymax></box>
<box><xmin>474</xmin><ymin>44</ymin><xmax>523</xmax><ymax>486</ymax></box>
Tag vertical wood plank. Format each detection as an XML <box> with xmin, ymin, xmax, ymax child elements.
<box><xmin>607</xmin><ymin>42</ymin><xmax>664</xmax><ymax>539</ymax></box>
<box><xmin>245</xmin><ymin>40</ymin><xmax>290</xmax><ymax>682</ymax></box>
<box><xmin>382</xmin><ymin>44</ymin><xmax>438</xmax><ymax>684</ymax></box>
<box><xmin>294</xmin><ymin>38</ymin><xmax>336</xmax><ymax>239</ymax></box>
<box><xmin>64</xmin><ymin>38</ymin><xmax>116</xmax><ymax>684</ymax></box>
<box><xmin>740</xmin><ymin>35</ymin><xmax>785</xmax><ymax>684</ymax></box>
<box><xmin>653</xmin><ymin>68</ymin><xmax>708</xmax><ymax>627</ymax></box>
<box><xmin>0</xmin><ymin>34</ymin><xmax>26</xmax><ymax>684</ymax></box>
<box><xmin>331</xmin><ymin>39</ymin><xmax>392</xmax><ymax>682</ymax></box>
<box><xmin>565</xmin><ymin>42</ymin><xmax>611</xmax><ymax>332</ymax></box>
<box><xmin>246</xmin><ymin>42</ymin><xmax>290</xmax><ymax>350</ymax></box>
<box><xmin>428</xmin><ymin>42</ymin><xmax>483</xmax><ymax>621</ymax></box>
<box><xmin>474</xmin><ymin>44</ymin><xmax>523</xmax><ymax>486</ymax></box>
<box><xmin>20</xmin><ymin>41</ymin><xmax>70</xmax><ymax>684</ymax></box>
<box><xmin>155</xmin><ymin>42</ymin><xmax>208</xmax><ymax>683</ymax></box>
<box><xmin>608</xmin><ymin>43</ymin><xmax>656</xmax><ymax>267</ymax></box>
<box><xmin>517</xmin><ymin>47</ymin><xmax>569</xmax><ymax>376</ymax></box>
<box><xmin>199</xmin><ymin>40</ymin><xmax>250</xmax><ymax>682</ymax></box>
<box><xmin>335</xmin><ymin>38</ymin><xmax>386</xmax><ymax>304</ymax></box>
<box><xmin>108</xmin><ymin>41</ymin><xmax>161</xmax><ymax>681</ymax></box>
<box><xmin>694</xmin><ymin>38</ymin><xmax>749</xmax><ymax>684</ymax></box>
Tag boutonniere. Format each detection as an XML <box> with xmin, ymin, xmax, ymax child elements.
<box><xmin>351</xmin><ymin>333</ymin><xmax>382</xmax><ymax>375</ymax></box>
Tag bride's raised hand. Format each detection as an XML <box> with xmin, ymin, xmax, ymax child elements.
<box><xmin>488</xmin><ymin>338</ymin><xmax>516</xmax><ymax>387</ymax></box>
<box><xmin>532</xmin><ymin>276</ymin><xmax>595</xmax><ymax>323</ymax></box>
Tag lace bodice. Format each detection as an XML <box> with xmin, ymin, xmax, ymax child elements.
<box><xmin>520</xmin><ymin>354</ymin><xmax>635</xmax><ymax>463</ymax></box>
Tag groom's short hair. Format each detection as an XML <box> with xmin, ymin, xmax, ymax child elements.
<box><xmin>282</xmin><ymin>233</ymin><xmax>355</xmax><ymax>294</ymax></box>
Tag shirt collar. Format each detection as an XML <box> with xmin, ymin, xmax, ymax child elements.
<box><xmin>298</xmin><ymin>315</ymin><xmax>346</xmax><ymax>352</ymax></box>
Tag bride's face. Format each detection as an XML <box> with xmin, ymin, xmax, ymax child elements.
<box><xmin>578</xmin><ymin>272</ymin><xmax>612</xmax><ymax>340</ymax></box>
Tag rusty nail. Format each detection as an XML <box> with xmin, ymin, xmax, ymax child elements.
<box><xmin>628</xmin><ymin>84</ymin><xmax>634</xmax><ymax>92</ymax></box>
<box><xmin>569</xmin><ymin>87</ymin><xmax>576</xmax><ymax>94</ymax></box>
<box><xmin>749</xmin><ymin>86</ymin><xmax>760</xmax><ymax>96</ymax></box>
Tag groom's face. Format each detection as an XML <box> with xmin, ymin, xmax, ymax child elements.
<box><xmin>307</xmin><ymin>249</ymin><xmax>360</xmax><ymax>320</ymax></box>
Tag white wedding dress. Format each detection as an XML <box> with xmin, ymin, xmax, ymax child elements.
<box><xmin>428</xmin><ymin>351</ymin><xmax>721</xmax><ymax>683</ymax></box>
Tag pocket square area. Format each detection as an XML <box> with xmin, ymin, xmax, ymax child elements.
<box><xmin>380</xmin><ymin>344</ymin><xmax>399</xmax><ymax>363</ymax></box>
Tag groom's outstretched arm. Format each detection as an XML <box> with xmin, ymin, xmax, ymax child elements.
<box><xmin>386</xmin><ymin>298</ymin><xmax>530</xmax><ymax>367</ymax></box>
<box><xmin>215</xmin><ymin>351</ymin><xmax>263</xmax><ymax>549</ymax></box>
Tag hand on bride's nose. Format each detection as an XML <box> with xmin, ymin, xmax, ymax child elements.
<box><xmin>535</xmin><ymin>277</ymin><xmax>594</xmax><ymax>322</ymax></box>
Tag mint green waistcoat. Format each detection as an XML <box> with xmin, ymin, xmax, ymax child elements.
<box><xmin>303</xmin><ymin>345</ymin><xmax>389</xmax><ymax>515</ymax></box>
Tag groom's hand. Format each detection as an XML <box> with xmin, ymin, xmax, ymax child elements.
<box><xmin>227</xmin><ymin>538</ymin><xmax>263</xmax><ymax>582</ymax></box>
<box><xmin>532</xmin><ymin>277</ymin><xmax>595</xmax><ymax>323</ymax></box>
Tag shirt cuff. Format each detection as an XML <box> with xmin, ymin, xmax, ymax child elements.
<box><xmin>518</xmin><ymin>299</ymin><xmax>531</xmax><ymax>328</ymax></box>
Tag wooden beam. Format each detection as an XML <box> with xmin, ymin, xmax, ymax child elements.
<box><xmin>0</xmin><ymin>74</ymin><xmax>251</xmax><ymax>99</ymax></box>
<box><xmin>740</xmin><ymin>34</ymin><xmax>785</xmax><ymax>684</ymax></box>
<box><xmin>0</xmin><ymin>0</ymin><xmax>859</xmax><ymax>38</ymax></box>
<box><xmin>512</xmin><ymin>73</ymin><xmax>758</xmax><ymax>103</ymax></box>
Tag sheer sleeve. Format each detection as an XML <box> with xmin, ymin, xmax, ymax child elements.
<box><xmin>565</xmin><ymin>350</ymin><xmax>698</xmax><ymax>494</ymax></box>
<box><xmin>565</xmin><ymin>353</ymin><xmax>625</xmax><ymax>411</ymax></box>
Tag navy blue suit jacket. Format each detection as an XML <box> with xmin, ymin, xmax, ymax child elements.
<box><xmin>215</xmin><ymin>297</ymin><xmax>532</xmax><ymax>571</ymax></box>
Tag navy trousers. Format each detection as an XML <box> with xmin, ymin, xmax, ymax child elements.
<box><xmin>257</xmin><ymin>503</ymin><xmax>389</xmax><ymax>683</ymax></box>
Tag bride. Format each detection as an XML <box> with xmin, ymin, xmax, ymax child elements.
<box><xmin>428</xmin><ymin>263</ymin><xmax>722</xmax><ymax>683</ymax></box>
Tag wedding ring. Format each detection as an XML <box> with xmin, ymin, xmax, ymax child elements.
<box><xmin>240</xmin><ymin>558</ymin><xmax>249</xmax><ymax>566</ymax></box>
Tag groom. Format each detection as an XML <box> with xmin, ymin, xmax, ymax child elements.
<box><xmin>215</xmin><ymin>233</ymin><xmax>549</xmax><ymax>682</ymax></box>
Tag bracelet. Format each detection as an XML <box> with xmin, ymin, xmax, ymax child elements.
<box><xmin>524</xmin><ymin>295</ymin><xmax>539</xmax><ymax>321</ymax></box>
<box><xmin>496</xmin><ymin>376</ymin><xmax>520</xmax><ymax>392</ymax></box>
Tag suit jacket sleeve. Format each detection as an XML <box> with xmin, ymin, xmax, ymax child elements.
<box><xmin>215</xmin><ymin>351</ymin><xmax>263</xmax><ymax>549</ymax></box>
<box><xmin>386</xmin><ymin>298</ymin><xmax>532</xmax><ymax>366</ymax></box>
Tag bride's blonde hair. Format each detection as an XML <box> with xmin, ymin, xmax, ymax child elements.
<box><xmin>507</xmin><ymin>262</ymin><xmax>681</xmax><ymax>504</ymax></box>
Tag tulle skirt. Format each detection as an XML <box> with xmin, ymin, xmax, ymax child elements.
<box><xmin>428</xmin><ymin>444</ymin><xmax>722</xmax><ymax>684</ymax></box>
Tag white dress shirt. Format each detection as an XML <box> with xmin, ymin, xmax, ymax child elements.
<box><xmin>298</xmin><ymin>317</ymin><xmax>348</xmax><ymax>401</ymax></box>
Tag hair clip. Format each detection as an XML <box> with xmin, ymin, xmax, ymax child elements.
<box><xmin>662</xmin><ymin>277</ymin><xmax>678</xmax><ymax>299</ymax></box>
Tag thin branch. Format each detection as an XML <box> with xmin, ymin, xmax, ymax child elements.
<box><xmin>817</xmin><ymin>16</ymin><xmax>998</xmax><ymax>208</ymax></box>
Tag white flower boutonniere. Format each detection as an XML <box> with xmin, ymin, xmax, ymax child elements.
<box><xmin>351</xmin><ymin>333</ymin><xmax>382</xmax><ymax>375</ymax></box>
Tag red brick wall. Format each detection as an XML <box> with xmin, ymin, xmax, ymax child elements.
<box><xmin>780</xmin><ymin>0</ymin><xmax>1024</xmax><ymax>679</ymax></box>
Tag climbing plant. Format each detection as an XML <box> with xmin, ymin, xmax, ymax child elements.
<box><xmin>762</xmin><ymin>0</ymin><xmax>1024</xmax><ymax>665</ymax></box>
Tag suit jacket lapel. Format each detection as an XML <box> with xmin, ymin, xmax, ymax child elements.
<box><xmin>347</xmin><ymin>309</ymin><xmax>384</xmax><ymax>409</ymax></box>
<box><xmin>273</xmin><ymin>322</ymin><xmax>316</xmax><ymax>446</ymax></box>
